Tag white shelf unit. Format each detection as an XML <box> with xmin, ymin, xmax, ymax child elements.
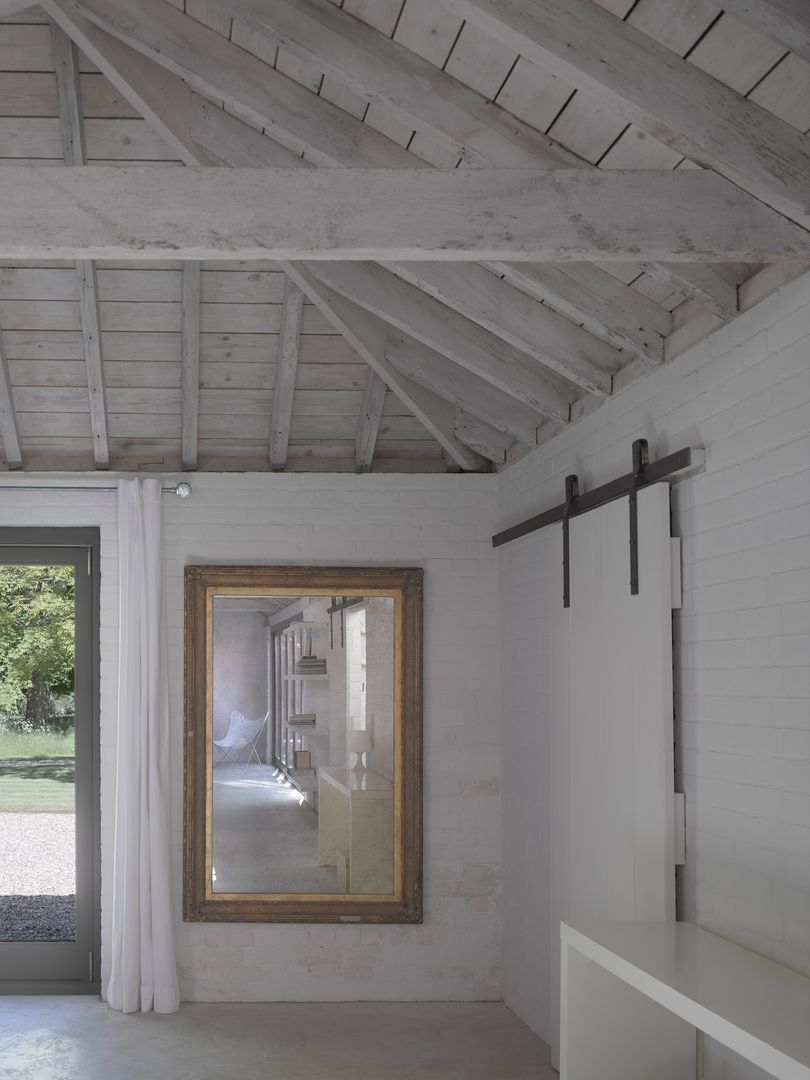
<box><xmin>273</xmin><ymin>618</ymin><xmax>331</xmax><ymax>802</ymax></box>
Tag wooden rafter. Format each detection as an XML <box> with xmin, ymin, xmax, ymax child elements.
<box><xmin>454</xmin><ymin>408</ymin><xmax>514</xmax><ymax>465</ymax></box>
<box><xmin>2</xmin><ymin>167</ymin><xmax>805</xmax><ymax>262</ymax></box>
<box><xmin>444</xmin><ymin>0</ymin><xmax>810</xmax><ymax>228</ymax></box>
<box><xmin>355</xmin><ymin>371</ymin><xmax>387</xmax><ymax>473</ymax></box>
<box><xmin>181</xmin><ymin>261</ymin><xmax>201</xmax><ymax>471</ymax></box>
<box><xmin>206</xmin><ymin>0</ymin><xmax>583</xmax><ymax>169</ymax></box>
<box><xmin>43</xmin><ymin>0</ymin><xmax>218</xmax><ymax>167</ymax></box>
<box><xmin>310</xmin><ymin>262</ymin><xmax>579</xmax><ymax>418</ymax></box>
<box><xmin>49</xmin><ymin>17</ymin><xmax>109</xmax><ymax>468</ymax></box>
<box><xmin>385</xmin><ymin>333</ymin><xmax>548</xmax><ymax>448</ymax></box>
<box><xmin>642</xmin><ymin>264</ymin><xmax>739</xmax><ymax>321</ymax></box>
<box><xmin>487</xmin><ymin>262</ymin><xmax>670</xmax><ymax>364</ymax></box>
<box><xmin>70</xmin><ymin>0</ymin><xmax>418</xmax><ymax>169</ymax></box>
<box><xmin>719</xmin><ymin>0</ymin><xmax>810</xmax><ymax>66</ymax></box>
<box><xmin>196</xmin><ymin>0</ymin><xmax>738</xmax><ymax>332</ymax></box>
<box><xmin>269</xmin><ymin>277</ymin><xmax>304</xmax><ymax>471</ymax></box>
<box><xmin>77</xmin><ymin>0</ymin><xmax>686</xmax><ymax>338</ymax></box>
<box><xmin>383</xmin><ymin>261</ymin><xmax>616</xmax><ymax>394</ymax></box>
<box><xmin>280</xmin><ymin>262</ymin><xmax>486</xmax><ymax>471</ymax></box>
<box><xmin>0</xmin><ymin>325</ymin><xmax>22</xmax><ymax>471</ymax></box>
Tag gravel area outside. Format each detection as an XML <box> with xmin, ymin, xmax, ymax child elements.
<box><xmin>0</xmin><ymin>812</ymin><xmax>75</xmax><ymax>894</ymax></box>
<box><xmin>0</xmin><ymin>811</ymin><xmax>76</xmax><ymax>940</ymax></box>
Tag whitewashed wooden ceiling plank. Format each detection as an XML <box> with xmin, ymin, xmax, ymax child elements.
<box><xmin>443</xmin><ymin>0</ymin><xmax>810</xmax><ymax>227</ymax></box>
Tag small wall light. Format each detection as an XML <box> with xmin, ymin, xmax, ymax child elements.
<box><xmin>175</xmin><ymin>482</ymin><xmax>193</xmax><ymax>499</ymax></box>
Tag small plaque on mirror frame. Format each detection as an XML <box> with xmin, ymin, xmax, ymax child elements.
<box><xmin>183</xmin><ymin>565</ymin><xmax>423</xmax><ymax>924</ymax></box>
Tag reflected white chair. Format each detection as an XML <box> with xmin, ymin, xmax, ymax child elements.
<box><xmin>213</xmin><ymin>710</ymin><xmax>269</xmax><ymax>766</ymax></box>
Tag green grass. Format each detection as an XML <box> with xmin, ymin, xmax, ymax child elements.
<box><xmin>0</xmin><ymin>728</ymin><xmax>74</xmax><ymax>761</ymax></box>
<box><xmin>0</xmin><ymin>764</ymin><xmax>75</xmax><ymax>811</ymax></box>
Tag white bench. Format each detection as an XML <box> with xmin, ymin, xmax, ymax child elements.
<box><xmin>561</xmin><ymin>921</ymin><xmax>810</xmax><ymax>1080</ymax></box>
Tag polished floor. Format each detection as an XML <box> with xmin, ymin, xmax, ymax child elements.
<box><xmin>212</xmin><ymin>764</ymin><xmax>339</xmax><ymax>893</ymax></box>
<box><xmin>0</xmin><ymin>999</ymin><xmax>557</xmax><ymax>1080</ymax></box>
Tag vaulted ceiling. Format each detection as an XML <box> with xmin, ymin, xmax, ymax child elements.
<box><xmin>0</xmin><ymin>0</ymin><xmax>808</xmax><ymax>474</ymax></box>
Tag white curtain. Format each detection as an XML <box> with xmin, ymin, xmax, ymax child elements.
<box><xmin>105</xmin><ymin>478</ymin><xmax>179</xmax><ymax>1014</ymax></box>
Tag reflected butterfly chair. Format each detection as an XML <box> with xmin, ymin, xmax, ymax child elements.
<box><xmin>213</xmin><ymin>710</ymin><xmax>269</xmax><ymax>767</ymax></box>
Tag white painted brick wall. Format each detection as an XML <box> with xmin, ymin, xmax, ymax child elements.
<box><xmin>497</xmin><ymin>272</ymin><xmax>810</xmax><ymax>1075</ymax></box>
<box><xmin>0</xmin><ymin>473</ymin><xmax>502</xmax><ymax>1004</ymax></box>
<box><xmin>162</xmin><ymin>471</ymin><xmax>502</xmax><ymax>1002</ymax></box>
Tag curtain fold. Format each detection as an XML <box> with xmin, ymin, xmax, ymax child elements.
<box><xmin>105</xmin><ymin>478</ymin><xmax>179</xmax><ymax>1014</ymax></box>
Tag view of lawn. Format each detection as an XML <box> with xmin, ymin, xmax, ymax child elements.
<box><xmin>0</xmin><ymin>762</ymin><xmax>75</xmax><ymax>811</ymax></box>
<box><xmin>0</xmin><ymin>729</ymin><xmax>74</xmax><ymax>761</ymax></box>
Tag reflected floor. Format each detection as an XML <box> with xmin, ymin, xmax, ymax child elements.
<box><xmin>212</xmin><ymin>764</ymin><xmax>339</xmax><ymax>894</ymax></box>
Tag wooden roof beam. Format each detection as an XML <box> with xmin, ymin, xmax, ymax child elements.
<box><xmin>43</xmin><ymin>0</ymin><xmax>219</xmax><ymax>167</ymax></box>
<box><xmin>50</xmin><ymin>18</ymin><xmax>109</xmax><ymax>468</ymax></box>
<box><xmin>384</xmin><ymin>332</ymin><xmax>547</xmax><ymax>448</ymax></box>
<box><xmin>641</xmin><ymin>263</ymin><xmax>739</xmax><ymax>321</ymax></box>
<box><xmin>444</xmin><ymin>0</ymin><xmax>810</xmax><ymax>228</ymax></box>
<box><xmin>487</xmin><ymin>262</ymin><xmax>671</xmax><ymax>365</ymax></box>
<box><xmin>383</xmin><ymin>261</ymin><xmax>616</xmax><ymax>395</ymax></box>
<box><xmin>355</xmin><ymin>371</ymin><xmax>387</xmax><ymax>473</ymax></box>
<box><xmin>310</xmin><ymin>262</ymin><xmax>579</xmax><ymax>418</ymax></box>
<box><xmin>454</xmin><ymin>408</ymin><xmax>514</xmax><ymax>465</ymax></box>
<box><xmin>70</xmin><ymin>0</ymin><xmax>419</xmax><ymax>169</ymax></box>
<box><xmin>3</xmin><ymin>167</ymin><xmax>805</xmax><ymax>263</ymax></box>
<box><xmin>719</xmin><ymin>0</ymin><xmax>810</xmax><ymax>66</ymax></box>
<box><xmin>280</xmin><ymin>262</ymin><xmax>486</xmax><ymax>471</ymax></box>
<box><xmin>206</xmin><ymin>0</ymin><xmax>583</xmax><ymax>169</ymax></box>
<box><xmin>0</xmin><ymin>327</ymin><xmax>22</xmax><ymax>471</ymax></box>
<box><xmin>269</xmin><ymin>277</ymin><xmax>304</xmax><ymax>471</ymax></box>
<box><xmin>181</xmin><ymin>261</ymin><xmax>201</xmax><ymax>471</ymax></box>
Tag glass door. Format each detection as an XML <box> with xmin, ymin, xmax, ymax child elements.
<box><xmin>0</xmin><ymin>528</ymin><xmax>100</xmax><ymax>991</ymax></box>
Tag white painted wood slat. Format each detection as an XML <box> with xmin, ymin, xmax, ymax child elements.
<box><xmin>720</xmin><ymin>0</ymin><xmax>810</xmax><ymax>65</ymax></box>
<box><xmin>443</xmin><ymin>0</ymin><xmax>810</xmax><ymax>228</ymax></box>
<box><xmin>77</xmin><ymin>258</ymin><xmax>109</xmax><ymax>467</ymax></box>
<box><xmin>181</xmin><ymin>260</ymin><xmax>200</xmax><ymax>470</ymax></box>
<box><xmin>2</xmin><ymin>166</ymin><xmax>805</xmax><ymax>262</ymax></box>
<box><xmin>269</xmin><ymin>276</ymin><xmax>304</xmax><ymax>470</ymax></box>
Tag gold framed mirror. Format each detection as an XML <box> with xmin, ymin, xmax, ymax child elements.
<box><xmin>183</xmin><ymin>565</ymin><xmax>422</xmax><ymax>923</ymax></box>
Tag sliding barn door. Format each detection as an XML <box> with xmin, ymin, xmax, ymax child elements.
<box><xmin>548</xmin><ymin>482</ymin><xmax>676</xmax><ymax>1062</ymax></box>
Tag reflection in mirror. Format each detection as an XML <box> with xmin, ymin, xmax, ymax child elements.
<box><xmin>211</xmin><ymin>594</ymin><xmax>394</xmax><ymax>896</ymax></box>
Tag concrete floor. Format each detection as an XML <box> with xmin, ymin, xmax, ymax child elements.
<box><xmin>0</xmin><ymin>998</ymin><xmax>557</xmax><ymax>1080</ymax></box>
<box><xmin>212</xmin><ymin>764</ymin><xmax>339</xmax><ymax>894</ymax></box>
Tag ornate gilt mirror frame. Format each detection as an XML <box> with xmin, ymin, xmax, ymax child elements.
<box><xmin>183</xmin><ymin>565</ymin><xmax>423</xmax><ymax>923</ymax></box>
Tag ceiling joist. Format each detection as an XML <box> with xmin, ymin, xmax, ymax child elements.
<box><xmin>641</xmin><ymin>263</ymin><xmax>739</xmax><ymax>321</ymax></box>
<box><xmin>269</xmin><ymin>277</ymin><xmax>305</xmax><ymax>471</ymax></box>
<box><xmin>2</xmin><ymin>167</ymin><xmax>805</xmax><ymax>263</ymax></box>
<box><xmin>444</xmin><ymin>0</ymin><xmax>810</xmax><ymax>229</ymax></box>
<box><xmin>49</xmin><ymin>17</ymin><xmax>109</xmax><ymax>469</ymax></box>
<box><xmin>181</xmin><ymin>261</ymin><xmax>201</xmax><ymax>471</ymax></box>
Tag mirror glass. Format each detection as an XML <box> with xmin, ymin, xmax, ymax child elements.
<box><xmin>210</xmin><ymin>593</ymin><xmax>395</xmax><ymax>896</ymax></box>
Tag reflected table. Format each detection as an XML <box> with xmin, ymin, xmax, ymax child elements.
<box><xmin>318</xmin><ymin>767</ymin><xmax>394</xmax><ymax>894</ymax></box>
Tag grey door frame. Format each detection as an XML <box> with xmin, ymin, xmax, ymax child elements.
<box><xmin>0</xmin><ymin>527</ymin><xmax>101</xmax><ymax>994</ymax></box>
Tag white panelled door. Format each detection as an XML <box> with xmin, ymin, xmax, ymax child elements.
<box><xmin>548</xmin><ymin>482</ymin><xmax>676</xmax><ymax>1063</ymax></box>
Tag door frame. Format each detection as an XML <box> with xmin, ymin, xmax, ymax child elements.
<box><xmin>0</xmin><ymin>526</ymin><xmax>101</xmax><ymax>994</ymax></box>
